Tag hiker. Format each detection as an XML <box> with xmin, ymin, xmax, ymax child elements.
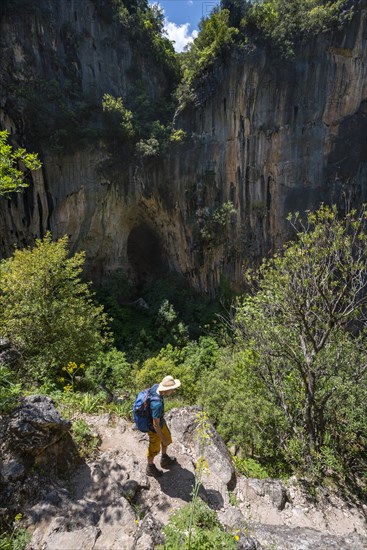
<box><xmin>145</xmin><ymin>375</ymin><xmax>181</xmax><ymax>478</ymax></box>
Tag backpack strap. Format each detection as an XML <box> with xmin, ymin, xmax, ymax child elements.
<box><xmin>147</xmin><ymin>385</ymin><xmax>164</xmax><ymax>431</ymax></box>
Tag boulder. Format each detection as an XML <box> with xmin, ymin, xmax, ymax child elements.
<box><xmin>0</xmin><ymin>338</ymin><xmax>22</xmax><ymax>368</ymax></box>
<box><xmin>0</xmin><ymin>395</ymin><xmax>76</xmax><ymax>517</ymax></box>
<box><xmin>236</xmin><ymin>478</ymin><xmax>288</xmax><ymax>511</ymax></box>
<box><xmin>0</xmin><ymin>459</ymin><xmax>25</xmax><ymax>482</ymax></box>
<box><xmin>6</xmin><ymin>395</ymin><xmax>71</xmax><ymax>456</ymax></box>
<box><xmin>218</xmin><ymin>505</ymin><xmax>247</xmax><ymax>529</ymax></box>
<box><xmin>132</xmin><ymin>513</ymin><xmax>165</xmax><ymax>550</ymax></box>
<box><xmin>166</xmin><ymin>407</ymin><xmax>236</xmax><ymax>489</ymax></box>
<box><xmin>42</xmin><ymin>526</ymin><xmax>101</xmax><ymax>550</ymax></box>
<box><xmin>237</xmin><ymin>535</ymin><xmax>264</xmax><ymax>550</ymax></box>
<box><xmin>253</xmin><ymin>524</ymin><xmax>367</xmax><ymax>550</ymax></box>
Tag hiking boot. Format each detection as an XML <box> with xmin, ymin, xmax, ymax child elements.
<box><xmin>146</xmin><ymin>463</ymin><xmax>163</xmax><ymax>478</ymax></box>
<box><xmin>160</xmin><ymin>454</ymin><xmax>177</xmax><ymax>468</ymax></box>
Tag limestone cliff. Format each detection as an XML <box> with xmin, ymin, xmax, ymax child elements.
<box><xmin>0</xmin><ymin>0</ymin><xmax>366</xmax><ymax>293</ymax></box>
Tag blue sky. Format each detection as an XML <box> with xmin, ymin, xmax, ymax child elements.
<box><xmin>150</xmin><ymin>1</ymin><xmax>220</xmax><ymax>52</ymax></box>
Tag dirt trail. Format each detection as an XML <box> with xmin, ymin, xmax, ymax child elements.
<box><xmin>91</xmin><ymin>414</ymin><xmax>211</xmax><ymax>525</ymax></box>
<box><xmin>28</xmin><ymin>411</ymin><xmax>367</xmax><ymax>550</ymax></box>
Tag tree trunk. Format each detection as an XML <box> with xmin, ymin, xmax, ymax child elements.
<box><xmin>305</xmin><ymin>371</ymin><xmax>317</xmax><ymax>455</ymax></box>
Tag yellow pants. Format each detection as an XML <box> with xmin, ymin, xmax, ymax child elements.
<box><xmin>147</xmin><ymin>423</ymin><xmax>172</xmax><ymax>459</ymax></box>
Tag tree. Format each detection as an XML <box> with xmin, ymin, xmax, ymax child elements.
<box><xmin>247</xmin><ymin>0</ymin><xmax>352</xmax><ymax>56</ymax></box>
<box><xmin>179</xmin><ymin>9</ymin><xmax>238</xmax><ymax>87</ymax></box>
<box><xmin>234</xmin><ymin>206</ymin><xmax>367</xmax><ymax>480</ymax></box>
<box><xmin>101</xmin><ymin>93</ymin><xmax>135</xmax><ymax>139</ymax></box>
<box><xmin>0</xmin><ymin>130</ymin><xmax>41</xmax><ymax>195</ymax></box>
<box><xmin>0</xmin><ymin>233</ymin><xmax>111</xmax><ymax>380</ymax></box>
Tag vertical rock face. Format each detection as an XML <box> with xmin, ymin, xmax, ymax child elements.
<box><xmin>168</xmin><ymin>4</ymin><xmax>367</xmax><ymax>291</ymax></box>
<box><xmin>0</xmin><ymin>1</ymin><xmax>366</xmax><ymax>293</ymax></box>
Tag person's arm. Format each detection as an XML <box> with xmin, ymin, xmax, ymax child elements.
<box><xmin>153</xmin><ymin>417</ymin><xmax>169</xmax><ymax>446</ymax></box>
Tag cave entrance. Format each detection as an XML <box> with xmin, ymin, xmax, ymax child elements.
<box><xmin>127</xmin><ymin>223</ymin><xmax>167</xmax><ymax>285</ymax></box>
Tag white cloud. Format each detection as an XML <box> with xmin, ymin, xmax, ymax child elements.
<box><xmin>150</xmin><ymin>2</ymin><xmax>197</xmax><ymax>53</ymax></box>
<box><xmin>164</xmin><ymin>20</ymin><xmax>198</xmax><ymax>53</ymax></box>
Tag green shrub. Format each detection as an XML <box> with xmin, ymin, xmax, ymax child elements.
<box><xmin>233</xmin><ymin>456</ymin><xmax>270</xmax><ymax>480</ymax></box>
<box><xmin>244</xmin><ymin>0</ymin><xmax>353</xmax><ymax>56</ymax></box>
<box><xmin>96</xmin><ymin>271</ymin><xmax>224</xmax><ymax>363</ymax></box>
<box><xmin>199</xmin><ymin>348</ymin><xmax>288</xmax><ymax>473</ymax></box>
<box><xmin>135</xmin><ymin>348</ymin><xmax>196</xmax><ymax>403</ymax></box>
<box><xmin>179</xmin><ymin>8</ymin><xmax>238</xmax><ymax>89</ymax></box>
<box><xmin>180</xmin><ymin>336</ymin><xmax>219</xmax><ymax>379</ymax></box>
<box><xmin>0</xmin><ymin>365</ymin><xmax>22</xmax><ymax>414</ymax></box>
<box><xmin>169</xmin><ymin>129</ymin><xmax>187</xmax><ymax>143</ymax></box>
<box><xmin>85</xmin><ymin>348</ymin><xmax>133</xmax><ymax>392</ymax></box>
<box><xmin>102</xmin><ymin>93</ymin><xmax>135</xmax><ymax>140</ymax></box>
<box><xmin>0</xmin><ymin>233</ymin><xmax>112</xmax><ymax>382</ymax></box>
<box><xmin>0</xmin><ymin>130</ymin><xmax>41</xmax><ymax>196</ymax></box>
<box><xmin>0</xmin><ymin>514</ymin><xmax>30</xmax><ymax>550</ymax></box>
<box><xmin>196</xmin><ymin>201</ymin><xmax>236</xmax><ymax>245</ymax></box>
<box><xmin>233</xmin><ymin>206</ymin><xmax>367</xmax><ymax>485</ymax></box>
<box><xmin>72</xmin><ymin>419</ymin><xmax>101</xmax><ymax>459</ymax></box>
<box><xmin>160</xmin><ymin>498</ymin><xmax>237</xmax><ymax>550</ymax></box>
<box><xmin>134</xmin><ymin>335</ymin><xmax>222</xmax><ymax>405</ymax></box>
<box><xmin>136</xmin><ymin>137</ymin><xmax>161</xmax><ymax>158</ymax></box>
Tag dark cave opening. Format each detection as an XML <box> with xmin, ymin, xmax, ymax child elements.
<box><xmin>127</xmin><ymin>223</ymin><xmax>167</xmax><ymax>284</ymax></box>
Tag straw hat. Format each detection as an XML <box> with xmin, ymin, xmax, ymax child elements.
<box><xmin>157</xmin><ymin>375</ymin><xmax>181</xmax><ymax>393</ymax></box>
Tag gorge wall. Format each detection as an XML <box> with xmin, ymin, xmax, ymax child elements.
<box><xmin>0</xmin><ymin>0</ymin><xmax>367</xmax><ymax>293</ymax></box>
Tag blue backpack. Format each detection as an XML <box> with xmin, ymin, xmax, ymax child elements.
<box><xmin>133</xmin><ymin>387</ymin><xmax>161</xmax><ymax>432</ymax></box>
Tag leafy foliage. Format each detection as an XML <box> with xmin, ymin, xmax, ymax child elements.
<box><xmin>85</xmin><ymin>348</ymin><xmax>133</xmax><ymax>392</ymax></box>
<box><xmin>135</xmin><ymin>346</ymin><xmax>194</xmax><ymax>403</ymax></box>
<box><xmin>72</xmin><ymin>419</ymin><xmax>101</xmax><ymax>459</ymax></box>
<box><xmin>178</xmin><ymin>8</ymin><xmax>238</xmax><ymax>94</ymax></box>
<box><xmin>102</xmin><ymin>93</ymin><xmax>135</xmax><ymax>140</ymax></box>
<box><xmin>246</xmin><ymin>0</ymin><xmax>353</xmax><ymax>56</ymax></box>
<box><xmin>111</xmin><ymin>0</ymin><xmax>180</xmax><ymax>88</ymax></box>
<box><xmin>96</xmin><ymin>272</ymin><xmax>224</xmax><ymax>362</ymax></box>
<box><xmin>0</xmin><ymin>514</ymin><xmax>30</xmax><ymax>550</ymax></box>
<box><xmin>196</xmin><ymin>201</ymin><xmax>236</xmax><ymax>245</ymax></box>
<box><xmin>233</xmin><ymin>456</ymin><xmax>270</xmax><ymax>479</ymax></box>
<box><xmin>179</xmin><ymin>0</ymin><xmax>353</xmax><ymax>94</ymax></box>
<box><xmin>0</xmin><ymin>365</ymin><xmax>22</xmax><ymax>414</ymax></box>
<box><xmin>200</xmin><ymin>348</ymin><xmax>288</xmax><ymax>475</ymax></box>
<box><xmin>134</xmin><ymin>333</ymin><xmax>221</xmax><ymax>403</ymax></box>
<box><xmin>161</xmin><ymin>498</ymin><xmax>237</xmax><ymax>550</ymax></box>
<box><xmin>0</xmin><ymin>130</ymin><xmax>41</xmax><ymax>195</ymax></box>
<box><xmin>0</xmin><ymin>233</ymin><xmax>111</xmax><ymax>381</ymax></box>
<box><xmin>233</xmin><ymin>206</ymin><xmax>367</xmax><ymax>484</ymax></box>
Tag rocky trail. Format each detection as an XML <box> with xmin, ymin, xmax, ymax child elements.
<box><xmin>1</xmin><ymin>397</ymin><xmax>367</xmax><ymax>550</ymax></box>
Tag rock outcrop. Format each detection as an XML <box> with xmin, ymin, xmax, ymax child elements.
<box><xmin>0</xmin><ymin>1</ymin><xmax>367</xmax><ymax>293</ymax></box>
<box><xmin>5</xmin><ymin>395</ymin><xmax>71</xmax><ymax>456</ymax></box>
<box><xmin>166</xmin><ymin>406</ymin><xmax>236</xmax><ymax>491</ymax></box>
<box><xmin>0</xmin><ymin>395</ymin><xmax>76</xmax><ymax>518</ymax></box>
<box><xmin>0</xmin><ymin>338</ymin><xmax>22</xmax><ymax>369</ymax></box>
